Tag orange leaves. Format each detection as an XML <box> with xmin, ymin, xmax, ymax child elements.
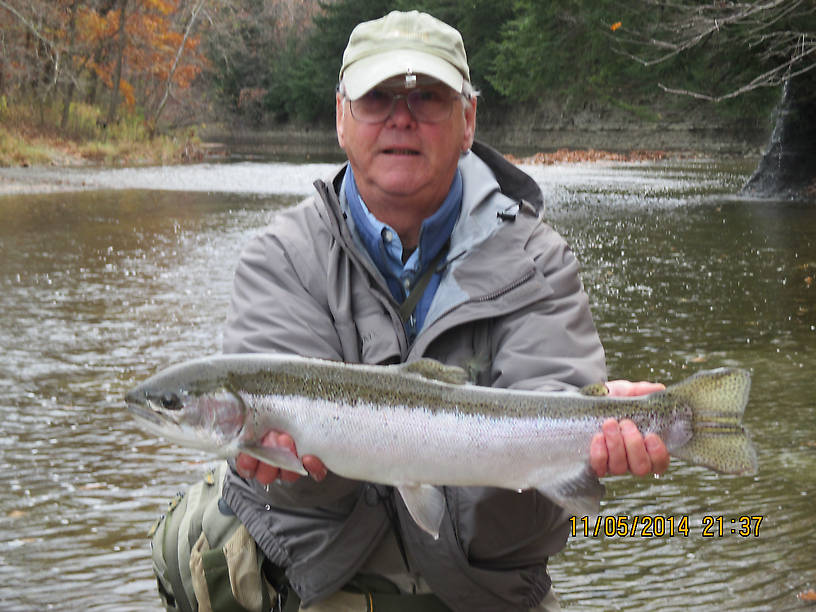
<box><xmin>76</xmin><ymin>7</ymin><xmax>113</xmax><ymax>42</ymax></box>
<box><xmin>143</xmin><ymin>0</ymin><xmax>177</xmax><ymax>15</ymax></box>
<box><xmin>610</xmin><ymin>21</ymin><xmax>622</xmax><ymax>32</ymax></box>
<box><xmin>798</xmin><ymin>589</ymin><xmax>816</xmax><ymax>601</ymax></box>
<box><xmin>74</xmin><ymin>0</ymin><xmax>205</xmax><ymax>111</ymax></box>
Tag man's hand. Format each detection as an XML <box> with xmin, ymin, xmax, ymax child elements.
<box><xmin>235</xmin><ymin>430</ymin><xmax>327</xmax><ymax>484</ymax></box>
<box><xmin>589</xmin><ymin>380</ymin><xmax>670</xmax><ymax>478</ymax></box>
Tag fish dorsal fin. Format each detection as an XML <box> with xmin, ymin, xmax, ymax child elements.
<box><xmin>397</xmin><ymin>484</ymin><xmax>446</xmax><ymax>539</ymax></box>
<box><xmin>399</xmin><ymin>359</ymin><xmax>468</xmax><ymax>385</ymax></box>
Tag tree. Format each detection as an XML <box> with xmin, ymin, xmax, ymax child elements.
<box><xmin>612</xmin><ymin>0</ymin><xmax>815</xmax><ymax>199</ymax></box>
<box><xmin>0</xmin><ymin>0</ymin><xmax>209</xmax><ymax>134</ymax></box>
<box><xmin>152</xmin><ymin>0</ymin><xmax>207</xmax><ymax>129</ymax></box>
<box><xmin>201</xmin><ymin>0</ymin><xmax>334</xmax><ymax>125</ymax></box>
<box><xmin>86</xmin><ymin>0</ymin><xmax>210</xmax><ymax>127</ymax></box>
<box><xmin>105</xmin><ymin>0</ymin><xmax>128</xmax><ymax>125</ymax></box>
<box><xmin>284</xmin><ymin>0</ymin><xmax>392</xmax><ymax>123</ymax></box>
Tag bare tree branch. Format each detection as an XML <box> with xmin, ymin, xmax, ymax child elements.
<box><xmin>153</xmin><ymin>0</ymin><xmax>207</xmax><ymax>127</ymax></box>
<box><xmin>658</xmin><ymin>42</ymin><xmax>816</xmax><ymax>101</ymax></box>
<box><xmin>0</xmin><ymin>0</ymin><xmax>60</xmax><ymax>82</ymax></box>
<box><xmin>629</xmin><ymin>0</ymin><xmax>795</xmax><ymax>66</ymax></box>
<box><xmin>614</xmin><ymin>0</ymin><xmax>815</xmax><ymax>101</ymax></box>
<box><xmin>0</xmin><ymin>0</ymin><xmax>56</xmax><ymax>54</ymax></box>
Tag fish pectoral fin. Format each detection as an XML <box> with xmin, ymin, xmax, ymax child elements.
<box><xmin>399</xmin><ymin>359</ymin><xmax>468</xmax><ymax>385</ymax></box>
<box><xmin>536</xmin><ymin>466</ymin><xmax>605</xmax><ymax>517</ymax></box>
<box><xmin>237</xmin><ymin>444</ymin><xmax>308</xmax><ymax>476</ymax></box>
<box><xmin>397</xmin><ymin>484</ymin><xmax>446</xmax><ymax>540</ymax></box>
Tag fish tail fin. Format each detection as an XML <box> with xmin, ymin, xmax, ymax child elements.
<box><xmin>668</xmin><ymin>368</ymin><xmax>758</xmax><ymax>475</ymax></box>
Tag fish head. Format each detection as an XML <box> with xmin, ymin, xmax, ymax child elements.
<box><xmin>125</xmin><ymin>360</ymin><xmax>247</xmax><ymax>454</ymax></box>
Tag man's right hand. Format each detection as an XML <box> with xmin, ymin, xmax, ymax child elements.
<box><xmin>235</xmin><ymin>430</ymin><xmax>327</xmax><ymax>484</ymax></box>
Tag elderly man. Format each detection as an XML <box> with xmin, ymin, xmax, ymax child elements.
<box><xmin>152</xmin><ymin>10</ymin><xmax>668</xmax><ymax>612</ymax></box>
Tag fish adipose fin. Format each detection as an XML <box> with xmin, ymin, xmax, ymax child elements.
<box><xmin>537</xmin><ymin>466</ymin><xmax>606</xmax><ymax>517</ymax></box>
<box><xmin>667</xmin><ymin>368</ymin><xmax>757</xmax><ymax>475</ymax></box>
<box><xmin>399</xmin><ymin>360</ymin><xmax>468</xmax><ymax>385</ymax></box>
<box><xmin>397</xmin><ymin>484</ymin><xmax>446</xmax><ymax>539</ymax></box>
<box><xmin>236</xmin><ymin>443</ymin><xmax>308</xmax><ymax>476</ymax></box>
<box><xmin>578</xmin><ymin>382</ymin><xmax>609</xmax><ymax>397</ymax></box>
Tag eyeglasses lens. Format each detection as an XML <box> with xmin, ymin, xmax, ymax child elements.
<box><xmin>350</xmin><ymin>89</ymin><xmax>454</xmax><ymax>124</ymax></box>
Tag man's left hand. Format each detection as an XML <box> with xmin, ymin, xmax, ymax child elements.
<box><xmin>589</xmin><ymin>380</ymin><xmax>670</xmax><ymax>477</ymax></box>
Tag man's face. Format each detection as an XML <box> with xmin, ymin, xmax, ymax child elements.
<box><xmin>336</xmin><ymin>75</ymin><xmax>477</xmax><ymax>220</ymax></box>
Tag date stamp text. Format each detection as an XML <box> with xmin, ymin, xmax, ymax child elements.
<box><xmin>569</xmin><ymin>514</ymin><xmax>764</xmax><ymax>538</ymax></box>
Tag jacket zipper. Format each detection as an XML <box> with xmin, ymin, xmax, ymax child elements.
<box><xmin>470</xmin><ymin>267</ymin><xmax>536</xmax><ymax>304</ymax></box>
<box><xmin>411</xmin><ymin>266</ymin><xmax>537</xmax><ymax>357</ymax></box>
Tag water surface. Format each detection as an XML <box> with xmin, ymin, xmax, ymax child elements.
<box><xmin>0</xmin><ymin>157</ymin><xmax>813</xmax><ymax>610</ymax></box>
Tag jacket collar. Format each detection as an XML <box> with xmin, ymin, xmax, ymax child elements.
<box><xmin>313</xmin><ymin>141</ymin><xmax>550</xmax><ymax>353</ymax></box>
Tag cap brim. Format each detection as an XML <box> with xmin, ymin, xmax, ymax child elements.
<box><xmin>341</xmin><ymin>49</ymin><xmax>464</xmax><ymax>100</ymax></box>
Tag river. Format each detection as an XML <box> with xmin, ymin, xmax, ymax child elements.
<box><xmin>0</xmin><ymin>155</ymin><xmax>813</xmax><ymax>610</ymax></box>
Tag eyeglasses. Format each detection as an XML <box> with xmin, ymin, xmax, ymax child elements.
<box><xmin>348</xmin><ymin>88</ymin><xmax>461</xmax><ymax>124</ymax></box>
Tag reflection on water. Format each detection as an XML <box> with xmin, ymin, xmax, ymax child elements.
<box><xmin>0</xmin><ymin>159</ymin><xmax>813</xmax><ymax>610</ymax></box>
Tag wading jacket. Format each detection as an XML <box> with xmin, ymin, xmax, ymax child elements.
<box><xmin>220</xmin><ymin>141</ymin><xmax>607</xmax><ymax>611</ymax></box>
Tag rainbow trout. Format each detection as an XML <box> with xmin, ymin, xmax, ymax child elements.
<box><xmin>125</xmin><ymin>354</ymin><xmax>757</xmax><ymax>538</ymax></box>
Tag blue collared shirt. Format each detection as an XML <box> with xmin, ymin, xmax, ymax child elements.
<box><xmin>343</xmin><ymin>166</ymin><xmax>462</xmax><ymax>339</ymax></box>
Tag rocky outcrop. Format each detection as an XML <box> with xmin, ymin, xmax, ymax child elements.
<box><xmin>742</xmin><ymin>73</ymin><xmax>816</xmax><ymax>201</ymax></box>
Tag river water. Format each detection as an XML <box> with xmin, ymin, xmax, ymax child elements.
<box><xmin>0</xmin><ymin>156</ymin><xmax>813</xmax><ymax>610</ymax></box>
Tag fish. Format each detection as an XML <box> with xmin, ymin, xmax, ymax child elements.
<box><xmin>125</xmin><ymin>353</ymin><xmax>757</xmax><ymax>538</ymax></box>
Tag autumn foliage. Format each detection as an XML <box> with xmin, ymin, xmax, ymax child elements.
<box><xmin>0</xmin><ymin>0</ymin><xmax>209</xmax><ymax>134</ymax></box>
<box><xmin>82</xmin><ymin>1</ymin><xmax>204</xmax><ymax>107</ymax></box>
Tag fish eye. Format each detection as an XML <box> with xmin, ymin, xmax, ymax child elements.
<box><xmin>160</xmin><ymin>392</ymin><xmax>183</xmax><ymax>411</ymax></box>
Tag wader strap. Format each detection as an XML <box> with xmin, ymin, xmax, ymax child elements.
<box><xmin>397</xmin><ymin>246</ymin><xmax>448</xmax><ymax>323</ymax></box>
<box><xmin>263</xmin><ymin>561</ymin><xmax>301</xmax><ymax>612</ymax></box>
<box><xmin>345</xmin><ymin>574</ymin><xmax>452</xmax><ymax>612</ymax></box>
<box><xmin>366</xmin><ymin>592</ymin><xmax>451</xmax><ymax>611</ymax></box>
<box><xmin>262</xmin><ymin>567</ymin><xmax>452</xmax><ymax>612</ymax></box>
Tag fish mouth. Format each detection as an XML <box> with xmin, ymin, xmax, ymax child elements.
<box><xmin>125</xmin><ymin>387</ymin><xmax>176</xmax><ymax>429</ymax></box>
<box><xmin>126</xmin><ymin>400</ymin><xmax>167</xmax><ymax>428</ymax></box>
<box><xmin>125</xmin><ymin>387</ymin><xmax>144</xmax><ymax>406</ymax></box>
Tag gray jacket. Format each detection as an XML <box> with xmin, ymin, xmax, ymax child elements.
<box><xmin>221</xmin><ymin>141</ymin><xmax>607</xmax><ymax>611</ymax></box>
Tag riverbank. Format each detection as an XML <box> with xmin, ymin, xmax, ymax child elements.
<box><xmin>0</xmin><ymin>114</ymin><xmax>762</xmax><ymax>197</ymax></box>
<box><xmin>1</xmin><ymin>95</ymin><xmax>769</xmax><ymax>171</ymax></box>
<box><xmin>0</xmin><ymin>121</ymin><xmax>211</xmax><ymax>169</ymax></box>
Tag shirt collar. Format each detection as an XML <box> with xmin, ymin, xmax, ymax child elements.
<box><xmin>343</xmin><ymin>165</ymin><xmax>462</xmax><ymax>280</ymax></box>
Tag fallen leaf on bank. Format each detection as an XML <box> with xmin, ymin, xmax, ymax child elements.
<box><xmin>797</xmin><ymin>589</ymin><xmax>816</xmax><ymax>601</ymax></box>
<box><xmin>504</xmin><ymin>149</ymin><xmax>672</xmax><ymax>166</ymax></box>
<box><xmin>7</xmin><ymin>510</ymin><xmax>27</xmax><ymax>519</ymax></box>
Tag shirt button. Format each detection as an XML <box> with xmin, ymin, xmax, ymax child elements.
<box><xmin>383</xmin><ymin>230</ymin><xmax>393</xmax><ymax>243</ymax></box>
<box><xmin>364</xmin><ymin>485</ymin><xmax>380</xmax><ymax>506</ymax></box>
<box><xmin>403</xmin><ymin>278</ymin><xmax>411</xmax><ymax>290</ymax></box>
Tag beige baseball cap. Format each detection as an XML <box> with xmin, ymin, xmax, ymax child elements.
<box><xmin>339</xmin><ymin>11</ymin><xmax>470</xmax><ymax>100</ymax></box>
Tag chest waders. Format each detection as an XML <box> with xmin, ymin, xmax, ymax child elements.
<box><xmin>149</xmin><ymin>463</ymin><xmax>451</xmax><ymax>611</ymax></box>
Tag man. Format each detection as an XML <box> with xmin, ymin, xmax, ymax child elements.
<box><xmin>159</xmin><ymin>10</ymin><xmax>668</xmax><ymax>612</ymax></box>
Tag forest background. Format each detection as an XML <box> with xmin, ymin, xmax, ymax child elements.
<box><xmin>0</xmin><ymin>0</ymin><xmax>811</xmax><ymax>166</ymax></box>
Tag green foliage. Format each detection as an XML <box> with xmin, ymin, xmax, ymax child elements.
<box><xmin>391</xmin><ymin>0</ymin><xmax>515</xmax><ymax>101</ymax></box>
<box><xmin>198</xmin><ymin>0</ymin><xmax>783</xmax><ymax>128</ymax></box>
<box><xmin>284</xmin><ymin>0</ymin><xmax>396</xmax><ymax>123</ymax></box>
<box><xmin>486</xmin><ymin>1</ymin><xmax>657</xmax><ymax>104</ymax></box>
